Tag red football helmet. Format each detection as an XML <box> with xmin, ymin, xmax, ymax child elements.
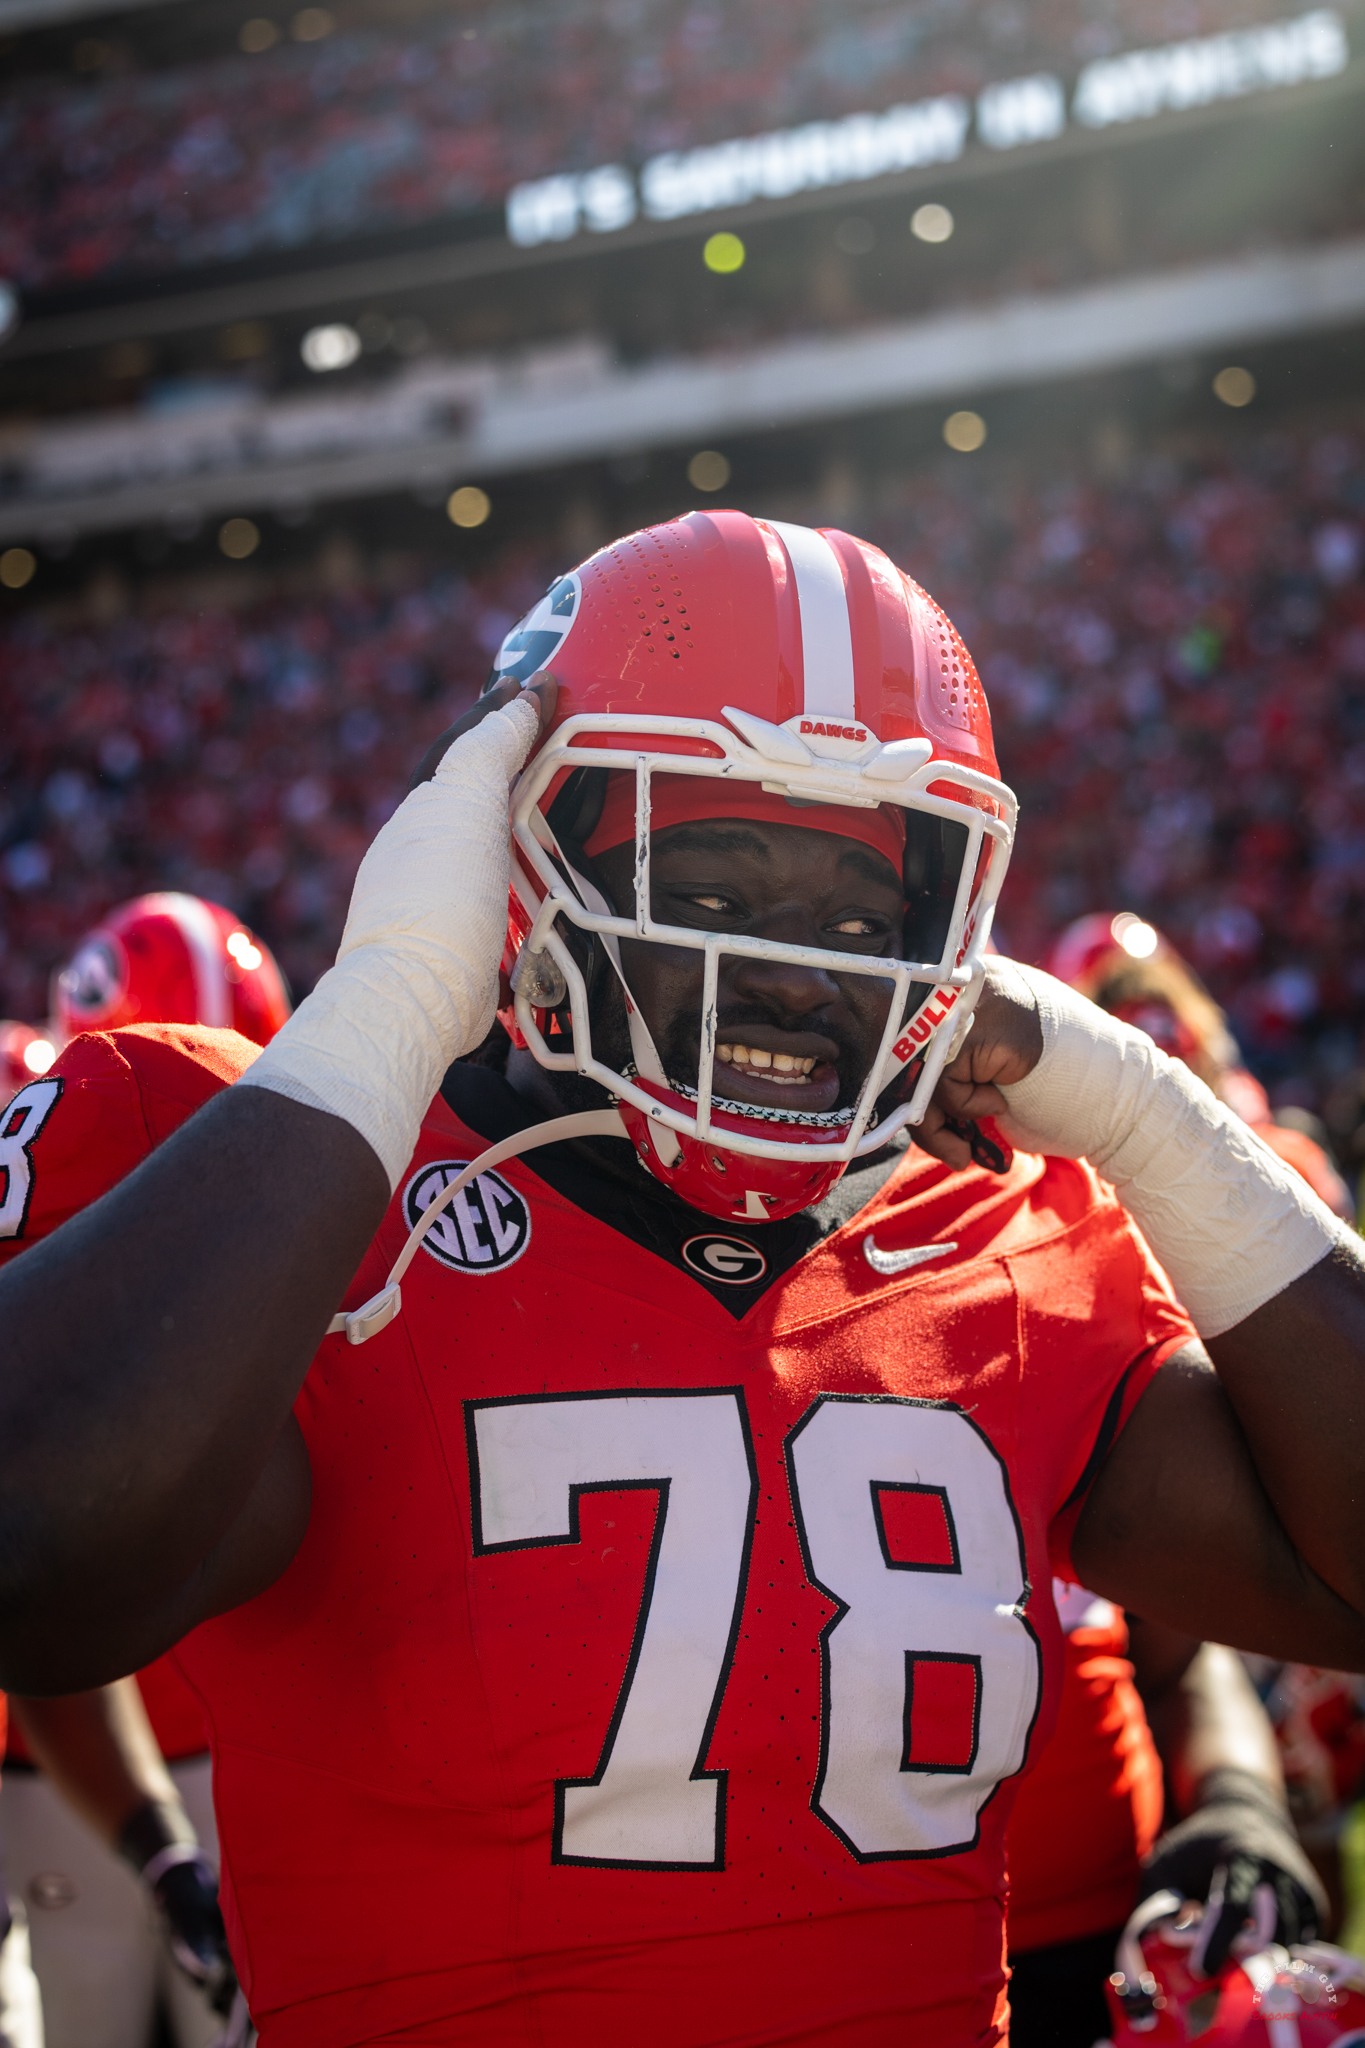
<box><xmin>493</xmin><ymin>510</ymin><xmax>1015</xmax><ymax>1223</ymax></box>
<box><xmin>53</xmin><ymin>894</ymin><xmax>291</xmax><ymax>1048</ymax></box>
<box><xmin>0</xmin><ymin>1021</ymin><xmax>57</xmax><ymax>1101</ymax></box>
<box><xmin>1107</xmin><ymin>1892</ymin><xmax>1365</xmax><ymax>2048</ymax></box>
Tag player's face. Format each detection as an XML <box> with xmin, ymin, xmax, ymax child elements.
<box><xmin>595</xmin><ymin>819</ymin><xmax>907</xmax><ymax>1117</ymax></box>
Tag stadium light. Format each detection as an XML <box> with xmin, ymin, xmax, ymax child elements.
<box><xmin>219</xmin><ymin>518</ymin><xmax>260</xmax><ymax>560</ymax></box>
<box><xmin>1214</xmin><ymin>366</ymin><xmax>1256</xmax><ymax>407</ymax></box>
<box><xmin>291</xmin><ymin>8</ymin><xmax>334</xmax><ymax>40</ymax></box>
<box><xmin>301</xmin><ymin>324</ymin><xmax>361</xmax><ymax>373</ymax></box>
<box><xmin>447</xmin><ymin>487</ymin><xmax>491</xmax><ymax>529</ymax></box>
<box><xmin>0</xmin><ymin>547</ymin><xmax>35</xmax><ymax>590</ymax></box>
<box><xmin>911</xmin><ymin>204</ymin><xmax>954</xmax><ymax>244</ymax></box>
<box><xmin>688</xmin><ymin>451</ymin><xmax>731</xmax><ymax>492</ymax></box>
<box><xmin>703</xmin><ymin>233</ymin><xmax>746</xmax><ymax>274</ymax></box>
<box><xmin>239</xmin><ymin>18</ymin><xmax>279</xmax><ymax>52</ymax></box>
<box><xmin>943</xmin><ymin>411</ymin><xmax>986</xmax><ymax>453</ymax></box>
<box><xmin>23</xmin><ymin>1038</ymin><xmax>56</xmax><ymax>1075</ymax></box>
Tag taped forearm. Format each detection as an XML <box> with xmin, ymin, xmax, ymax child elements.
<box><xmin>996</xmin><ymin>962</ymin><xmax>1349</xmax><ymax>1338</ymax></box>
<box><xmin>238</xmin><ymin>696</ymin><xmax>538</xmax><ymax>1189</ymax></box>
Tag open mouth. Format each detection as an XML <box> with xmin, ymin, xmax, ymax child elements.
<box><xmin>717</xmin><ymin>1043</ymin><xmax>818</xmax><ymax>1084</ymax></box>
<box><xmin>701</xmin><ymin>1033</ymin><xmax>843</xmax><ymax>1115</ymax></box>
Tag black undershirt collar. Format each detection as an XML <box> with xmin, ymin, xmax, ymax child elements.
<box><xmin>439</xmin><ymin>1062</ymin><xmax>909</xmax><ymax>1320</ymax></box>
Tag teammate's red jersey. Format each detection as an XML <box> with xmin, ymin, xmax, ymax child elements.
<box><xmin>1</xmin><ymin>1027</ymin><xmax>1195</xmax><ymax>2047</ymax></box>
<box><xmin>0</xmin><ymin>1028</ymin><xmax>228</xmax><ymax>1767</ymax></box>
<box><xmin>1005</xmin><ymin>1584</ymin><xmax>1163</xmax><ymax>1953</ymax></box>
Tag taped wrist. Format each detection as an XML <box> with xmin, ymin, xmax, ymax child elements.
<box><xmin>238</xmin><ymin>695</ymin><xmax>539</xmax><ymax>1190</ymax></box>
<box><xmin>996</xmin><ymin>962</ymin><xmax>1349</xmax><ymax>1338</ymax></box>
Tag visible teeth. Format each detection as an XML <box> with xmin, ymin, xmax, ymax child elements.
<box><xmin>716</xmin><ymin>1044</ymin><xmax>818</xmax><ymax>1079</ymax></box>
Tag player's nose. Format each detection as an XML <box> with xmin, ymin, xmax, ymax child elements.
<box><xmin>728</xmin><ymin>918</ymin><xmax>840</xmax><ymax>1017</ymax></box>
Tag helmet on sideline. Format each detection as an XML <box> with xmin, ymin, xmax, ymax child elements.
<box><xmin>0</xmin><ymin>1020</ymin><xmax>57</xmax><ymax>1100</ymax></box>
<box><xmin>1107</xmin><ymin>1892</ymin><xmax>1365</xmax><ymax>2048</ymax></box>
<box><xmin>491</xmin><ymin>509</ymin><xmax>1015</xmax><ymax>1222</ymax></box>
<box><xmin>53</xmin><ymin>894</ymin><xmax>291</xmax><ymax>1048</ymax></box>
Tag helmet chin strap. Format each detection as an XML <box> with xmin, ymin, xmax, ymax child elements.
<box><xmin>327</xmin><ymin>1109</ymin><xmax>628</xmax><ymax>1346</ymax></box>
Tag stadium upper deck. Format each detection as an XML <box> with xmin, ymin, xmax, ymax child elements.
<box><xmin>0</xmin><ymin>0</ymin><xmax>1356</xmax><ymax>300</ymax></box>
<box><xmin>2</xmin><ymin>0</ymin><xmax>1363</xmax><ymax>547</ymax></box>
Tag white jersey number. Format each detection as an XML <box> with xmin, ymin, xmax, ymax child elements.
<box><xmin>0</xmin><ymin>1078</ymin><xmax>63</xmax><ymax>1241</ymax></box>
<box><xmin>786</xmin><ymin>1395</ymin><xmax>1041</xmax><ymax>1860</ymax></box>
<box><xmin>467</xmin><ymin>1389</ymin><xmax>757</xmax><ymax>1869</ymax></box>
<box><xmin>467</xmin><ymin>1388</ymin><xmax>1040</xmax><ymax>1870</ymax></box>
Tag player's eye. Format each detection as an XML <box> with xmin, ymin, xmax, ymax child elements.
<box><xmin>830</xmin><ymin>916</ymin><xmax>881</xmax><ymax>935</ymax></box>
<box><xmin>685</xmin><ymin>892</ymin><xmax>739</xmax><ymax>915</ymax></box>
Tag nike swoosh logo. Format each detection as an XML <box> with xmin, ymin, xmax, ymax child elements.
<box><xmin>862</xmin><ymin>1234</ymin><xmax>958</xmax><ymax>1276</ymax></box>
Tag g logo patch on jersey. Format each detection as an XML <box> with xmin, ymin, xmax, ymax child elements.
<box><xmin>490</xmin><ymin>571</ymin><xmax>581</xmax><ymax>685</ymax></box>
<box><xmin>404</xmin><ymin>1161</ymin><xmax>531</xmax><ymax>1275</ymax></box>
<box><xmin>681</xmin><ymin>1236</ymin><xmax>767</xmax><ymax>1286</ymax></box>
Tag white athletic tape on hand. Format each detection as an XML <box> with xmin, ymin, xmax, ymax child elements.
<box><xmin>995</xmin><ymin>961</ymin><xmax>1351</xmax><ymax>1339</ymax></box>
<box><xmin>238</xmin><ymin>694</ymin><xmax>540</xmax><ymax>1191</ymax></box>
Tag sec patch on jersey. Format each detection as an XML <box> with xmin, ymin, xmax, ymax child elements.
<box><xmin>403</xmin><ymin>1160</ymin><xmax>531</xmax><ymax>1274</ymax></box>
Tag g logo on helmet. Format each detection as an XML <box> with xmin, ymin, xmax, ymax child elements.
<box><xmin>491</xmin><ymin>571</ymin><xmax>582</xmax><ymax>685</ymax></box>
<box><xmin>57</xmin><ymin>936</ymin><xmax>126</xmax><ymax>1024</ymax></box>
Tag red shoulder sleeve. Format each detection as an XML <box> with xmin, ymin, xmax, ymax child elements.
<box><xmin>0</xmin><ymin>1024</ymin><xmax>258</xmax><ymax>1261</ymax></box>
<box><xmin>1005</xmin><ymin>1158</ymin><xmax>1198</xmax><ymax>1580</ymax></box>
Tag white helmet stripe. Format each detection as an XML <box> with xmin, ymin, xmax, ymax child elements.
<box><xmin>767</xmin><ymin>521</ymin><xmax>856</xmax><ymax>723</ymax></box>
<box><xmin>139</xmin><ymin>892</ymin><xmax>232</xmax><ymax>1029</ymax></box>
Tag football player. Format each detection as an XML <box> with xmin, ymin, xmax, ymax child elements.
<box><xmin>0</xmin><ymin>896</ymin><xmax>284</xmax><ymax>2047</ymax></box>
<box><xmin>1007</xmin><ymin>918</ymin><xmax>1354</xmax><ymax>2045</ymax></box>
<box><xmin>0</xmin><ymin>513</ymin><xmax>1361</xmax><ymax>2047</ymax></box>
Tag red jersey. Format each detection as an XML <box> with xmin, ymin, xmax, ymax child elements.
<box><xmin>1005</xmin><ymin>1583</ymin><xmax>1163</xmax><ymax>1953</ymax></box>
<box><xmin>0</xmin><ymin>1030</ymin><xmax>224</xmax><ymax>1766</ymax></box>
<box><xmin>1</xmin><ymin>1028</ymin><xmax>1194</xmax><ymax>2047</ymax></box>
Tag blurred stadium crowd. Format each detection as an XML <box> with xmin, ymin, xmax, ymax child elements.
<box><xmin>0</xmin><ymin>0</ymin><xmax>1327</xmax><ymax>295</ymax></box>
<box><xmin>3</xmin><ymin>414</ymin><xmax>1363</xmax><ymax>1134</ymax></box>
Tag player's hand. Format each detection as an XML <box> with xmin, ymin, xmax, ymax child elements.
<box><xmin>408</xmin><ymin>671</ymin><xmax>558</xmax><ymax>790</ymax></box>
<box><xmin>1138</xmin><ymin>1769</ymin><xmax>1327</xmax><ymax>1976</ymax></box>
<box><xmin>915</xmin><ymin>958</ymin><xmax>1043</xmax><ymax>1168</ymax></box>
<box><xmin>150</xmin><ymin>1853</ymin><xmax>239</xmax><ymax>2016</ymax></box>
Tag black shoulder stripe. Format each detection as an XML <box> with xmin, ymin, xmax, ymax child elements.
<box><xmin>1057</xmin><ymin>1351</ymin><xmax>1147</xmax><ymax>1515</ymax></box>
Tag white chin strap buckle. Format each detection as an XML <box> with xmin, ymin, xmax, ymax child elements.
<box><xmin>335</xmin><ymin>1286</ymin><xmax>402</xmax><ymax>1346</ymax></box>
<box><xmin>325</xmin><ymin>1109</ymin><xmax>627</xmax><ymax>1346</ymax></box>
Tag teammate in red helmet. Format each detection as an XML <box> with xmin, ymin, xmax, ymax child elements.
<box><xmin>52</xmin><ymin>892</ymin><xmax>290</xmax><ymax>1052</ymax></box>
<box><xmin>0</xmin><ymin>513</ymin><xmax>1362</xmax><ymax>2048</ymax></box>
<box><xmin>2</xmin><ymin>893</ymin><xmax>281</xmax><ymax>2046</ymax></box>
<box><xmin>1007</xmin><ymin>914</ymin><xmax>1349</xmax><ymax>2047</ymax></box>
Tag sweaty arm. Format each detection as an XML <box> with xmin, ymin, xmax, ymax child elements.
<box><xmin>920</xmin><ymin>961</ymin><xmax>1365</xmax><ymax>1672</ymax></box>
<box><xmin>0</xmin><ymin>679</ymin><xmax>551</xmax><ymax>1694</ymax></box>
